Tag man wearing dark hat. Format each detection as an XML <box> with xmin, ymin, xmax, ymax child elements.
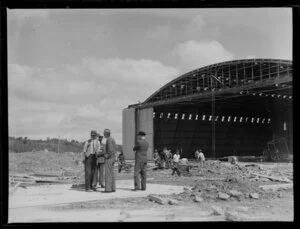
<box><xmin>82</xmin><ymin>130</ymin><xmax>101</xmax><ymax>192</ymax></box>
<box><xmin>132</xmin><ymin>131</ymin><xmax>149</xmax><ymax>191</ymax></box>
<box><xmin>103</xmin><ymin>129</ymin><xmax>117</xmax><ymax>193</ymax></box>
<box><xmin>93</xmin><ymin>133</ymin><xmax>106</xmax><ymax>189</ymax></box>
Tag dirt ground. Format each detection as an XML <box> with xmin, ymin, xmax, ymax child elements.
<box><xmin>8</xmin><ymin>152</ymin><xmax>294</xmax><ymax>222</ymax></box>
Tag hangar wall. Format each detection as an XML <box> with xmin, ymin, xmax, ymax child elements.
<box><xmin>122</xmin><ymin>108</ymin><xmax>136</xmax><ymax>160</ymax></box>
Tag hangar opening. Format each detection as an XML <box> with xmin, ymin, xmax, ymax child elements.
<box><xmin>123</xmin><ymin>59</ymin><xmax>292</xmax><ymax>160</ymax></box>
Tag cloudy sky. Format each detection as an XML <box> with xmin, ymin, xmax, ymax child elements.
<box><xmin>7</xmin><ymin>8</ymin><xmax>292</xmax><ymax>143</ymax></box>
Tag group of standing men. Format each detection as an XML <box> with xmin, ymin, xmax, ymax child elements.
<box><xmin>82</xmin><ymin>130</ymin><xmax>150</xmax><ymax>192</ymax></box>
<box><xmin>82</xmin><ymin>129</ymin><xmax>117</xmax><ymax>192</ymax></box>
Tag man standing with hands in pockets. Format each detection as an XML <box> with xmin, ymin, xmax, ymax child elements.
<box><xmin>132</xmin><ymin>131</ymin><xmax>149</xmax><ymax>191</ymax></box>
<box><xmin>82</xmin><ymin>130</ymin><xmax>100</xmax><ymax>192</ymax></box>
<box><xmin>103</xmin><ymin>129</ymin><xmax>117</xmax><ymax>193</ymax></box>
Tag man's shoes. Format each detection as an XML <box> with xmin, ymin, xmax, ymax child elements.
<box><xmin>131</xmin><ymin>189</ymin><xmax>139</xmax><ymax>191</ymax></box>
<box><xmin>85</xmin><ymin>189</ymin><xmax>93</xmax><ymax>192</ymax></box>
<box><xmin>92</xmin><ymin>188</ymin><xmax>97</xmax><ymax>191</ymax></box>
<box><xmin>141</xmin><ymin>189</ymin><xmax>146</xmax><ymax>191</ymax></box>
<box><xmin>102</xmin><ymin>191</ymin><xmax>113</xmax><ymax>193</ymax></box>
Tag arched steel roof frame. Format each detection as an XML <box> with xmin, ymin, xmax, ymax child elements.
<box><xmin>139</xmin><ymin>59</ymin><xmax>292</xmax><ymax>108</ymax></box>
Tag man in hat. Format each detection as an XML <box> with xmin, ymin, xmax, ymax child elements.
<box><xmin>103</xmin><ymin>129</ymin><xmax>117</xmax><ymax>193</ymax></box>
<box><xmin>82</xmin><ymin>130</ymin><xmax>101</xmax><ymax>192</ymax></box>
<box><xmin>133</xmin><ymin>131</ymin><xmax>149</xmax><ymax>191</ymax></box>
<box><xmin>93</xmin><ymin>133</ymin><xmax>106</xmax><ymax>189</ymax></box>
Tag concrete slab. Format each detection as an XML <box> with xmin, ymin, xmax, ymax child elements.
<box><xmin>9</xmin><ymin>179</ymin><xmax>184</xmax><ymax>209</ymax></box>
<box><xmin>8</xmin><ymin>206</ymin><xmax>220</xmax><ymax>222</ymax></box>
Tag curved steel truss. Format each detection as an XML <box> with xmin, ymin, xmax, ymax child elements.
<box><xmin>137</xmin><ymin>59</ymin><xmax>292</xmax><ymax>108</ymax></box>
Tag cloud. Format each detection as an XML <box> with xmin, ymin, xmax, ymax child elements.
<box><xmin>8</xmin><ymin>58</ymin><xmax>179</xmax><ymax>143</ymax></box>
<box><xmin>146</xmin><ymin>25</ymin><xmax>172</xmax><ymax>40</ymax></box>
<box><xmin>184</xmin><ymin>14</ymin><xmax>206</xmax><ymax>36</ymax></box>
<box><xmin>172</xmin><ymin>40</ymin><xmax>234</xmax><ymax>72</ymax></box>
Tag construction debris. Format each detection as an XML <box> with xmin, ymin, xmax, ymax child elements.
<box><xmin>259</xmin><ymin>183</ymin><xmax>293</xmax><ymax>192</ymax></box>
<box><xmin>31</xmin><ymin>173</ymin><xmax>60</xmax><ymax>177</ymax></box>
<box><xmin>249</xmin><ymin>193</ymin><xmax>259</xmax><ymax>199</ymax></box>
<box><xmin>168</xmin><ymin>199</ymin><xmax>179</xmax><ymax>205</ymax></box>
<box><xmin>225</xmin><ymin>211</ymin><xmax>240</xmax><ymax>221</ymax></box>
<box><xmin>211</xmin><ymin>205</ymin><xmax>224</xmax><ymax>216</ymax></box>
<box><xmin>228</xmin><ymin>190</ymin><xmax>243</xmax><ymax>197</ymax></box>
<box><xmin>9</xmin><ymin>182</ymin><xmax>21</xmax><ymax>195</ymax></box>
<box><xmin>236</xmin><ymin>206</ymin><xmax>249</xmax><ymax>212</ymax></box>
<box><xmin>217</xmin><ymin>192</ymin><xmax>230</xmax><ymax>200</ymax></box>
<box><xmin>9</xmin><ymin>173</ymin><xmax>67</xmax><ymax>187</ymax></box>
<box><xmin>193</xmin><ymin>195</ymin><xmax>204</xmax><ymax>203</ymax></box>
<box><xmin>148</xmin><ymin>195</ymin><xmax>168</xmax><ymax>205</ymax></box>
<box><xmin>250</xmin><ymin>173</ymin><xmax>292</xmax><ymax>183</ymax></box>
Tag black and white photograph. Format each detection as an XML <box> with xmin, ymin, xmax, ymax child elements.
<box><xmin>7</xmin><ymin>8</ymin><xmax>293</xmax><ymax>222</ymax></box>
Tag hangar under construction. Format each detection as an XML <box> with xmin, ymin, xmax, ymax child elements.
<box><xmin>122</xmin><ymin>59</ymin><xmax>293</xmax><ymax>160</ymax></box>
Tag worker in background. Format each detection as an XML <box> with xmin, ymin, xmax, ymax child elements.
<box><xmin>153</xmin><ymin>149</ymin><xmax>160</xmax><ymax>166</ymax></box>
<box><xmin>82</xmin><ymin>130</ymin><xmax>100</xmax><ymax>192</ymax></box>
<box><xmin>162</xmin><ymin>147</ymin><xmax>168</xmax><ymax>168</ymax></box>
<box><xmin>198</xmin><ymin>149</ymin><xmax>205</xmax><ymax>167</ymax></box>
<box><xmin>171</xmin><ymin>150</ymin><xmax>181</xmax><ymax>176</ymax></box>
<box><xmin>118</xmin><ymin>151</ymin><xmax>125</xmax><ymax>173</ymax></box>
<box><xmin>93</xmin><ymin>133</ymin><xmax>105</xmax><ymax>189</ymax></box>
<box><xmin>195</xmin><ymin>149</ymin><xmax>200</xmax><ymax>161</ymax></box>
<box><xmin>103</xmin><ymin>129</ymin><xmax>117</xmax><ymax>193</ymax></box>
<box><xmin>166</xmin><ymin>148</ymin><xmax>172</xmax><ymax>169</ymax></box>
<box><xmin>173</xmin><ymin>149</ymin><xmax>180</xmax><ymax>167</ymax></box>
<box><xmin>133</xmin><ymin>131</ymin><xmax>149</xmax><ymax>191</ymax></box>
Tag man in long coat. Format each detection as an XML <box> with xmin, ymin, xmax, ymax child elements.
<box><xmin>82</xmin><ymin>130</ymin><xmax>100</xmax><ymax>192</ymax></box>
<box><xmin>103</xmin><ymin>129</ymin><xmax>117</xmax><ymax>193</ymax></box>
<box><xmin>93</xmin><ymin>134</ymin><xmax>105</xmax><ymax>189</ymax></box>
<box><xmin>133</xmin><ymin>131</ymin><xmax>149</xmax><ymax>191</ymax></box>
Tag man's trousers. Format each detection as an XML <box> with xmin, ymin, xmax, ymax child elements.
<box><xmin>84</xmin><ymin>154</ymin><xmax>96</xmax><ymax>190</ymax></box>
<box><xmin>134</xmin><ymin>160</ymin><xmax>147</xmax><ymax>190</ymax></box>
<box><xmin>93</xmin><ymin>162</ymin><xmax>105</xmax><ymax>187</ymax></box>
<box><xmin>104</xmin><ymin>157</ymin><xmax>116</xmax><ymax>192</ymax></box>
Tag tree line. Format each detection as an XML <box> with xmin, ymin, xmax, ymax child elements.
<box><xmin>9</xmin><ymin>136</ymin><xmax>123</xmax><ymax>153</ymax></box>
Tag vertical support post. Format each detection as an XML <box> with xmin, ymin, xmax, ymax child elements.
<box><xmin>222</xmin><ymin>65</ymin><xmax>224</xmax><ymax>85</ymax></box>
<box><xmin>211</xmin><ymin>76</ymin><xmax>216</xmax><ymax>158</ymax></box>
<box><xmin>228</xmin><ymin>65</ymin><xmax>231</xmax><ymax>86</ymax></box>
<box><xmin>243</xmin><ymin>62</ymin><xmax>246</xmax><ymax>84</ymax></box>
<box><xmin>260</xmin><ymin>62</ymin><xmax>262</xmax><ymax>81</ymax></box>
<box><xmin>236</xmin><ymin>64</ymin><xmax>238</xmax><ymax>86</ymax></box>
<box><xmin>251</xmin><ymin>63</ymin><xmax>254</xmax><ymax>82</ymax></box>
<box><xmin>269</xmin><ymin>62</ymin><xmax>271</xmax><ymax>80</ymax></box>
<box><xmin>186</xmin><ymin>81</ymin><xmax>188</xmax><ymax>95</ymax></box>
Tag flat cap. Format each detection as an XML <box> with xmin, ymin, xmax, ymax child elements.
<box><xmin>137</xmin><ymin>131</ymin><xmax>146</xmax><ymax>136</ymax></box>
